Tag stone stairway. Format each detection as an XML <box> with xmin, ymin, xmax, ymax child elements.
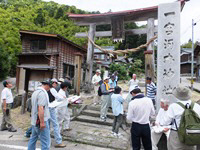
<box><xmin>61</xmin><ymin>104</ymin><xmax>131</xmax><ymax>150</ymax></box>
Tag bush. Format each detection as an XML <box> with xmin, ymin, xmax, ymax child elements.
<box><xmin>109</xmin><ymin>63</ymin><xmax>128</xmax><ymax>80</ymax></box>
<box><xmin>128</xmin><ymin>59</ymin><xmax>144</xmax><ymax>77</ymax></box>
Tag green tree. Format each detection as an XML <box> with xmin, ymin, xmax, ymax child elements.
<box><xmin>0</xmin><ymin>47</ymin><xmax>11</xmax><ymax>80</ymax></box>
<box><xmin>109</xmin><ymin>63</ymin><xmax>128</xmax><ymax>80</ymax></box>
<box><xmin>34</xmin><ymin>8</ymin><xmax>45</xmax><ymax>26</ymax></box>
<box><xmin>128</xmin><ymin>59</ymin><xmax>143</xmax><ymax>77</ymax></box>
<box><xmin>55</xmin><ymin>7</ymin><xmax>63</xmax><ymax>19</ymax></box>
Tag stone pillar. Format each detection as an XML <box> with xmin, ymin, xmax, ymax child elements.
<box><xmin>157</xmin><ymin>2</ymin><xmax>181</xmax><ymax>110</ymax></box>
<box><xmin>74</xmin><ymin>53</ymin><xmax>83</xmax><ymax>96</ymax></box>
<box><xmin>86</xmin><ymin>24</ymin><xmax>96</xmax><ymax>83</ymax></box>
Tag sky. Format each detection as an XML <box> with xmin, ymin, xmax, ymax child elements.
<box><xmin>43</xmin><ymin>0</ymin><xmax>200</xmax><ymax>44</ymax></box>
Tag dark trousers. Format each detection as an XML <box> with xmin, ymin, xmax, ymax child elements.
<box><xmin>131</xmin><ymin>122</ymin><xmax>152</xmax><ymax>150</ymax></box>
<box><xmin>112</xmin><ymin>114</ymin><xmax>123</xmax><ymax>134</ymax></box>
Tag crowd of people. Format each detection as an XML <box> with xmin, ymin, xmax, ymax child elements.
<box><xmin>1</xmin><ymin>70</ymin><xmax>200</xmax><ymax>150</ymax></box>
<box><xmin>92</xmin><ymin>70</ymin><xmax>200</xmax><ymax>150</ymax></box>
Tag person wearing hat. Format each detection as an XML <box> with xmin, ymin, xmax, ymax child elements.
<box><xmin>109</xmin><ymin>74</ymin><xmax>117</xmax><ymax>89</ymax></box>
<box><xmin>47</xmin><ymin>78</ymin><xmax>66</xmax><ymax>148</ymax></box>
<box><xmin>100</xmin><ymin>76</ymin><xmax>114</xmax><ymax>121</ymax></box>
<box><xmin>28</xmin><ymin>79</ymin><xmax>51</xmax><ymax>150</ymax></box>
<box><xmin>127</xmin><ymin>87</ymin><xmax>155</xmax><ymax>150</ymax></box>
<box><xmin>0</xmin><ymin>80</ymin><xmax>17</xmax><ymax>132</ymax></box>
<box><xmin>57</xmin><ymin>81</ymin><xmax>72</xmax><ymax>132</ymax></box>
<box><xmin>92</xmin><ymin>69</ymin><xmax>102</xmax><ymax>105</ymax></box>
<box><xmin>160</xmin><ymin>85</ymin><xmax>200</xmax><ymax>150</ymax></box>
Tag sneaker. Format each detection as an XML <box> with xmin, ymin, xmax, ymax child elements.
<box><xmin>100</xmin><ymin>117</ymin><xmax>106</xmax><ymax>122</ymax></box>
<box><xmin>63</xmin><ymin>128</ymin><xmax>72</xmax><ymax>132</ymax></box>
<box><xmin>24</xmin><ymin>133</ymin><xmax>31</xmax><ymax>138</ymax></box>
<box><xmin>8</xmin><ymin>127</ymin><xmax>17</xmax><ymax>132</ymax></box>
<box><xmin>113</xmin><ymin>133</ymin><xmax>118</xmax><ymax>137</ymax></box>
<box><xmin>0</xmin><ymin>126</ymin><xmax>8</xmax><ymax>131</ymax></box>
<box><xmin>54</xmin><ymin>143</ymin><xmax>66</xmax><ymax>148</ymax></box>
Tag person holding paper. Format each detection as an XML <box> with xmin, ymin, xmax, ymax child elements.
<box><xmin>47</xmin><ymin>78</ymin><xmax>66</xmax><ymax>148</ymax></box>
<box><xmin>57</xmin><ymin>82</ymin><xmax>72</xmax><ymax>132</ymax></box>
<box><xmin>151</xmin><ymin>99</ymin><xmax>170</xmax><ymax>150</ymax></box>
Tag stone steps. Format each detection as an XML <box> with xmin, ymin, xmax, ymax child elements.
<box><xmin>62</xmin><ymin>121</ymin><xmax>130</xmax><ymax>150</ymax></box>
<box><xmin>86</xmin><ymin>105</ymin><xmax>113</xmax><ymax>113</ymax></box>
<box><xmin>81</xmin><ymin>109</ymin><xmax>114</xmax><ymax>119</ymax></box>
<box><xmin>76</xmin><ymin>114</ymin><xmax>113</xmax><ymax>126</ymax></box>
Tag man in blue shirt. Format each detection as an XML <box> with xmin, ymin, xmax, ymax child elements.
<box><xmin>111</xmin><ymin>86</ymin><xmax>124</xmax><ymax>136</ymax></box>
<box><xmin>146</xmin><ymin>77</ymin><xmax>156</xmax><ymax>105</ymax></box>
<box><xmin>109</xmin><ymin>75</ymin><xmax>117</xmax><ymax>89</ymax></box>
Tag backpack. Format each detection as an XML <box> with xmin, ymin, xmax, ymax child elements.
<box><xmin>175</xmin><ymin>102</ymin><xmax>200</xmax><ymax>145</ymax></box>
<box><xmin>98</xmin><ymin>86</ymin><xmax>102</xmax><ymax>96</ymax></box>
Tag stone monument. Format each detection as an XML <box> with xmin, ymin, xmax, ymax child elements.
<box><xmin>157</xmin><ymin>2</ymin><xmax>181</xmax><ymax>110</ymax></box>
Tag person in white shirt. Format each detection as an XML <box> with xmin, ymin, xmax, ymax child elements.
<box><xmin>1</xmin><ymin>80</ymin><xmax>17</xmax><ymax>132</ymax></box>
<box><xmin>92</xmin><ymin>69</ymin><xmax>102</xmax><ymax>105</ymax></box>
<box><xmin>160</xmin><ymin>85</ymin><xmax>200</xmax><ymax>150</ymax></box>
<box><xmin>47</xmin><ymin>78</ymin><xmax>66</xmax><ymax>148</ymax></box>
<box><xmin>126</xmin><ymin>74</ymin><xmax>139</xmax><ymax>104</ymax></box>
<box><xmin>127</xmin><ymin>87</ymin><xmax>155</xmax><ymax>150</ymax></box>
<box><xmin>57</xmin><ymin>82</ymin><xmax>71</xmax><ymax>132</ymax></box>
<box><xmin>151</xmin><ymin>99</ymin><xmax>171</xmax><ymax>150</ymax></box>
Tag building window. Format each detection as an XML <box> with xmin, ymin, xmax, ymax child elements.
<box><xmin>100</xmin><ymin>54</ymin><xmax>105</xmax><ymax>60</ymax></box>
<box><xmin>63</xmin><ymin>64</ymin><xmax>75</xmax><ymax>79</ymax></box>
<box><xmin>31</xmin><ymin>40</ymin><xmax>46</xmax><ymax>51</ymax></box>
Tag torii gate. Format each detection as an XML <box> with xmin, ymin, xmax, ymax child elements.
<box><xmin>69</xmin><ymin>6</ymin><xmax>159</xmax><ymax>84</ymax></box>
<box><xmin>69</xmin><ymin>1</ymin><xmax>186</xmax><ymax>102</ymax></box>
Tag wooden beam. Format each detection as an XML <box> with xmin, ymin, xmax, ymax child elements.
<box><xmin>74</xmin><ymin>53</ymin><xmax>83</xmax><ymax>95</ymax></box>
<box><xmin>145</xmin><ymin>18</ymin><xmax>155</xmax><ymax>94</ymax></box>
<box><xmin>86</xmin><ymin>24</ymin><xmax>96</xmax><ymax>84</ymax></box>
<box><xmin>75</xmin><ymin>26</ymin><xmax>158</xmax><ymax>38</ymax></box>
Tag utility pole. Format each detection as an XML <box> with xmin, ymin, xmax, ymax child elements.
<box><xmin>191</xmin><ymin>19</ymin><xmax>197</xmax><ymax>90</ymax></box>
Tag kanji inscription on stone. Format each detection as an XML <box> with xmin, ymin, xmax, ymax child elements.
<box><xmin>157</xmin><ymin>2</ymin><xmax>180</xmax><ymax>110</ymax></box>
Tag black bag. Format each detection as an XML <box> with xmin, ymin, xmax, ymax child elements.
<box><xmin>98</xmin><ymin>86</ymin><xmax>102</xmax><ymax>96</ymax></box>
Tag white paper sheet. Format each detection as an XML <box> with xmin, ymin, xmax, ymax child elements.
<box><xmin>49</xmin><ymin>101</ymin><xmax>63</xmax><ymax>108</ymax></box>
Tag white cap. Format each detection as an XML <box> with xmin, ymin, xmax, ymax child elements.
<box><xmin>58</xmin><ymin>78</ymin><xmax>64</xmax><ymax>82</ymax></box>
<box><xmin>51</xmin><ymin>78</ymin><xmax>58</xmax><ymax>83</ymax></box>
<box><xmin>96</xmin><ymin>69</ymin><xmax>101</xmax><ymax>73</ymax></box>
<box><xmin>103</xmin><ymin>76</ymin><xmax>110</xmax><ymax>80</ymax></box>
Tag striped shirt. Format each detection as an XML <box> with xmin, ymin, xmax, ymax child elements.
<box><xmin>146</xmin><ymin>82</ymin><xmax>156</xmax><ymax>100</ymax></box>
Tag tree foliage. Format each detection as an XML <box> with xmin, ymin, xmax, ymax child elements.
<box><xmin>0</xmin><ymin>0</ymin><xmax>147</xmax><ymax>80</ymax></box>
<box><xmin>109</xmin><ymin>63</ymin><xmax>128</xmax><ymax>80</ymax></box>
<box><xmin>0</xmin><ymin>0</ymin><xmax>98</xmax><ymax>79</ymax></box>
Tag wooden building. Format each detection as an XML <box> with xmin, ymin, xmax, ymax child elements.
<box><xmin>94</xmin><ymin>46</ymin><xmax>115</xmax><ymax>69</ymax></box>
<box><xmin>16</xmin><ymin>30</ymin><xmax>86</xmax><ymax>94</ymax></box>
<box><xmin>194</xmin><ymin>42</ymin><xmax>200</xmax><ymax>82</ymax></box>
<box><xmin>180</xmin><ymin>48</ymin><xmax>194</xmax><ymax>74</ymax></box>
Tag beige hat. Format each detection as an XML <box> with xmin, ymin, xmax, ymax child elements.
<box><xmin>103</xmin><ymin>76</ymin><xmax>110</xmax><ymax>80</ymax></box>
<box><xmin>96</xmin><ymin>69</ymin><xmax>101</xmax><ymax>73</ymax></box>
<box><xmin>172</xmin><ymin>85</ymin><xmax>191</xmax><ymax>101</ymax></box>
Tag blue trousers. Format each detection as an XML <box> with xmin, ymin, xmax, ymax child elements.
<box><xmin>28</xmin><ymin>121</ymin><xmax>50</xmax><ymax>150</ymax></box>
<box><xmin>49</xmin><ymin>107</ymin><xmax>62</xmax><ymax>144</ymax></box>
